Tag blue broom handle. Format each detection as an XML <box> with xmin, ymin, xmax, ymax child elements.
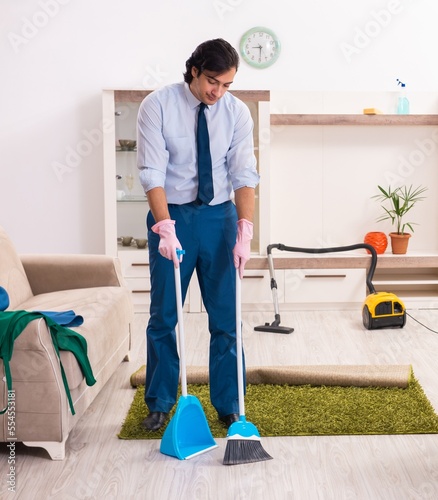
<box><xmin>174</xmin><ymin>262</ymin><xmax>188</xmax><ymax>398</ymax></box>
<box><xmin>236</xmin><ymin>269</ymin><xmax>245</xmax><ymax>417</ymax></box>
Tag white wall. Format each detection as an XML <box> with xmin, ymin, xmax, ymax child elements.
<box><xmin>2</xmin><ymin>0</ymin><xmax>438</xmax><ymax>253</ymax></box>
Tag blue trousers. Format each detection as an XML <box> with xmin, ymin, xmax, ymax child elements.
<box><xmin>145</xmin><ymin>201</ymin><xmax>243</xmax><ymax>417</ymax></box>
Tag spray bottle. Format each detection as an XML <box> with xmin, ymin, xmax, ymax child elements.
<box><xmin>396</xmin><ymin>79</ymin><xmax>410</xmax><ymax>115</ymax></box>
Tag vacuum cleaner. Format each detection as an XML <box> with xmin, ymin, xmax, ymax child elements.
<box><xmin>254</xmin><ymin>242</ymin><xmax>406</xmax><ymax>333</ymax></box>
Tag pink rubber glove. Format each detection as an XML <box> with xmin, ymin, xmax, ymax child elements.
<box><xmin>152</xmin><ymin>219</ymin><xmax>183</xmax><ymax>267</ymax></box>
<box><xmin>233</xmin><ymin>219</ymin><xmax>253</xmax><ymax>279</ymax></box>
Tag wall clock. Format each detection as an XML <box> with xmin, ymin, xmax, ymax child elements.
<box><xmin>239</xmin><ymin>26</ymin><xmax>281</xmax><ymax>69</ymax></box>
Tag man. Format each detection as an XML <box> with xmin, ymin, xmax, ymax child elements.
<box><xmin>137</xmin><ymin>38</ymin><xmax>259</xmax><ymax>431</ymax></box>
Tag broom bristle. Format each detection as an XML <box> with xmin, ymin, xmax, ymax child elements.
<box><xmin>223</xmin><ymin>439</ymin><xmax>273</xmax><ymax>465</ymax></box>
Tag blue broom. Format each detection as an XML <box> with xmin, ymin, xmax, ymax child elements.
<box><xmin>223</xmin><ymin>269</ymin><xmax>273</xmax><ymax>465</ymax></box>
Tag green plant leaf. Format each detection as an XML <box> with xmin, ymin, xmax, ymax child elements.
<box><xmin>372</xmin><ymin>184</ymin><xmax>427</xmax><ymax>234</ymax></box>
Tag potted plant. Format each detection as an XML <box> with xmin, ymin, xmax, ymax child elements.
<box><xmin>372</xmin><ymin>184</ymin><xmax>427</xmax><ymax>254</ymax></box>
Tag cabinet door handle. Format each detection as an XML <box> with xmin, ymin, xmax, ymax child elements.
<box><xmin>243</xmin><ymin>275</ymin><xmax>265</xmax><ymax>279</ymax></box>
<box><xmin>304</xmin><ymin>274</ymin><xmax>347</xmax><ymax>279</ymax></box>
<box><xmin>131</xmin><ymin>263</ymin><xmax>149</xmax><ymax>267</ymax></box>
<box><xmin>131</xmin><ymin>290</ymin><xmax>150</xmax><ymax>293</ymax></box>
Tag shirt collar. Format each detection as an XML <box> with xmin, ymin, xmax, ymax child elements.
<box><xmin>184</xmin><ymin>82</ymin><xmax>208</xmax><ymax>111</ymax></box>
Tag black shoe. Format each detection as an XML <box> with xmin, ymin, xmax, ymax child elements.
<box><xmin>141</xmin><ymin>411</ymin><xmax>168</xmax><ymax>431</ymax></box>
<box><xmin>219</xmin><ymin>413</ymin><xmax>240</xmax><ymax>429</ymax></box>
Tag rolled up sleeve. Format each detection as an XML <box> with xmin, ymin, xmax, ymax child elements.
<box><xmin>137</xmin><ymin>95</ymin><xmax>168</xmax><ymax>192</ymax></box>
<box><xmin>227</xmin><ymin>104</ymin><xmax>260</xmax><ymax>191</ymax></box>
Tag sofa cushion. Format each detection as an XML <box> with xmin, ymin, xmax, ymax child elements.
<box><xmin>17</xmin><ymin>286</ymin><xmax>133</xmax><ymax>391</ymax></box>
<box><xmin>0</xmin><ymin>226</ymin><xmax>33</xmax><ymax>308</ymax></box>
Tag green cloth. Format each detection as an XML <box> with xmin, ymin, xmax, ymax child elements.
<box><xmin>0</xmin><ymin>310</ymin><xmax>96</xmax><ymax>415</ymax></box>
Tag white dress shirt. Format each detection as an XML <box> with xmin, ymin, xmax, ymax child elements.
<box><xmin>137</xmin><ymin>82</ymin><xmax>259</xmax><ymax>205</ymax></box>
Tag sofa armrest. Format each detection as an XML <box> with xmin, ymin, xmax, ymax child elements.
<box><xmin>20</xmin><ymin>254</ymin><xmax>127</xmax><ymax>295</ymax></box>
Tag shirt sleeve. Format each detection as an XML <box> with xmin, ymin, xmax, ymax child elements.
<box><xmin>137</xmin><ymin>95</ymin><xmax>168</xmax><ymax>192</ymax></box>
<box><xmin>227</xmin><ymin>101</ymin><xmax>260</xmax><ymax>191</ymax></box>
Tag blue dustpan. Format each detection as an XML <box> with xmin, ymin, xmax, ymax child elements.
<box><xmin>160</xmin><ymin>253</ymin><xmax>217</xmax><ymax>460</ymax></box>
<box><xmin>160</xmin><ymin>395</ymin><xmax>217</xmax><ymax>459</ymax></box>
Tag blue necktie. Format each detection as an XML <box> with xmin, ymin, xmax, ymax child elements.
<box><xmin>196</xmin><ymin>103</ymin><xmax>214</xmax><ymax>204</ymax></box>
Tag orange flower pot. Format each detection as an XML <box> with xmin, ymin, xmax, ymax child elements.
<box><xmin>389</xmin><ymin>232</ymin><xmax>411</xmax><ymax>254</ymax></box>
<box><xmin>364</xmin><ymin>232</ymin><xmax>388</xmax><ymax>254</ymax></box>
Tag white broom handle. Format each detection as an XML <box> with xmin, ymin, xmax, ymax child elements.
<box><xmin>236</xmin><ymin>269</ymin><xmax>245</xmax><ymax>417</ymax></box>
<box><xmin>174</xmin><ymin>263</ymin><xmax>188</xmax><ymax>398</ymax></box>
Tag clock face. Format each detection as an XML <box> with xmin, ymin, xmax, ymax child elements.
<box><xmin>240</xmin><ymin>27</ymin><xmax>281</xmax><ymax>69</ymax></box>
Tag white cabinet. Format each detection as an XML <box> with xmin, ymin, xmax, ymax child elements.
<box><xmin>372</xmin><ymin>254</ymin><xmax>438</xmax><ymax>308</ymax></box>
<box><xmin>117</xmin><ymin>248</ymin><xmax>150</xmax><ymax>312</ymax></box>
<box><xmin>241</xmin><ymin>267</ymin><xmax>365</xmax><ymax>311</ymax></box>
<box><xmin>198</xmin><ymin>270</ymin><xmax>284</xmax><ymax>313</ymax></box>
<box><xmin>284</xmin><ymin>268</ymin><xmax>365</xmax><ymax>306</ymax></box>
<box><xmin>242</xmin><ymin>269</ymin><xmax>284</xmax><ymax>310</ymax></box>
<box><xmin>117</xmin><ymin>247</ymin><xmax>222</xmax><ymax>314</ymax></box>
<box><xmin>245</xmin><ymin>253</ymin><xmax>438</xmax><ymax>311</ymax></box>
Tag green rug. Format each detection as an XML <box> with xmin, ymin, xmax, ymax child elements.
<box><xmin>118</xmin><ymin>376</ymin><xmax>438</xmax><ymax>440</ymax></box>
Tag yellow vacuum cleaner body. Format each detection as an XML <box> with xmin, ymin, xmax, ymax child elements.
<box><xmin>362</xmin><ymin>291</ymin><xmax>406</xmax><ymax>330</ymax></box>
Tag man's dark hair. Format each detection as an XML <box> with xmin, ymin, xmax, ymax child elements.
<box><xmin>183</xmin><ymin>38</ymin><xmax>239</xmax><ymax>84</ymax></box>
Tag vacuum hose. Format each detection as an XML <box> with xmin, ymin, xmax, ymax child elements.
<box><xmin>267</xmin><ymin>243</ymin><xmax>377</xmax><ymax>294</ymax></box>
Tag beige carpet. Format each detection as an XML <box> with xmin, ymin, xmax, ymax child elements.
<box><xmin>130</xmin><ymin>364</ymin><xmax>412</xmax><ymax>389</ymax></box>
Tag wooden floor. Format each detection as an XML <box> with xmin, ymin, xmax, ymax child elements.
<box><xmin>2</xmin><ymin>307</ymin><xmax>438</xmax><ymax>499</ymax></box>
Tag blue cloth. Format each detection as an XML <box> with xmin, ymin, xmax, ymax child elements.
<box><xmin>196</xmin><ymin>103</ymin><xmax>214</xmax><ymax>204</ymax></box>
<box><xmin>0</xmin><ymin>287</ymin><xmax>83</xmax><ymax>329</ymax></box>
<box><xmin>137</xmin><ymin>82</ymin><xmax>259</xmax><ymax>205</ymax></box>
<box><xmin>145</xmin><ymin>201</ymin><xmax>244</xmax><ymax>417</ymax></box>
<box><xmin>36</xmin><ymin>310</ymin><xmax>84</xmax><ymax>327</ymax></box>
<box><xmin>0</xmin><ymin>287</ymin><xmax>9</xmax><ymax>311</ymax></box>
